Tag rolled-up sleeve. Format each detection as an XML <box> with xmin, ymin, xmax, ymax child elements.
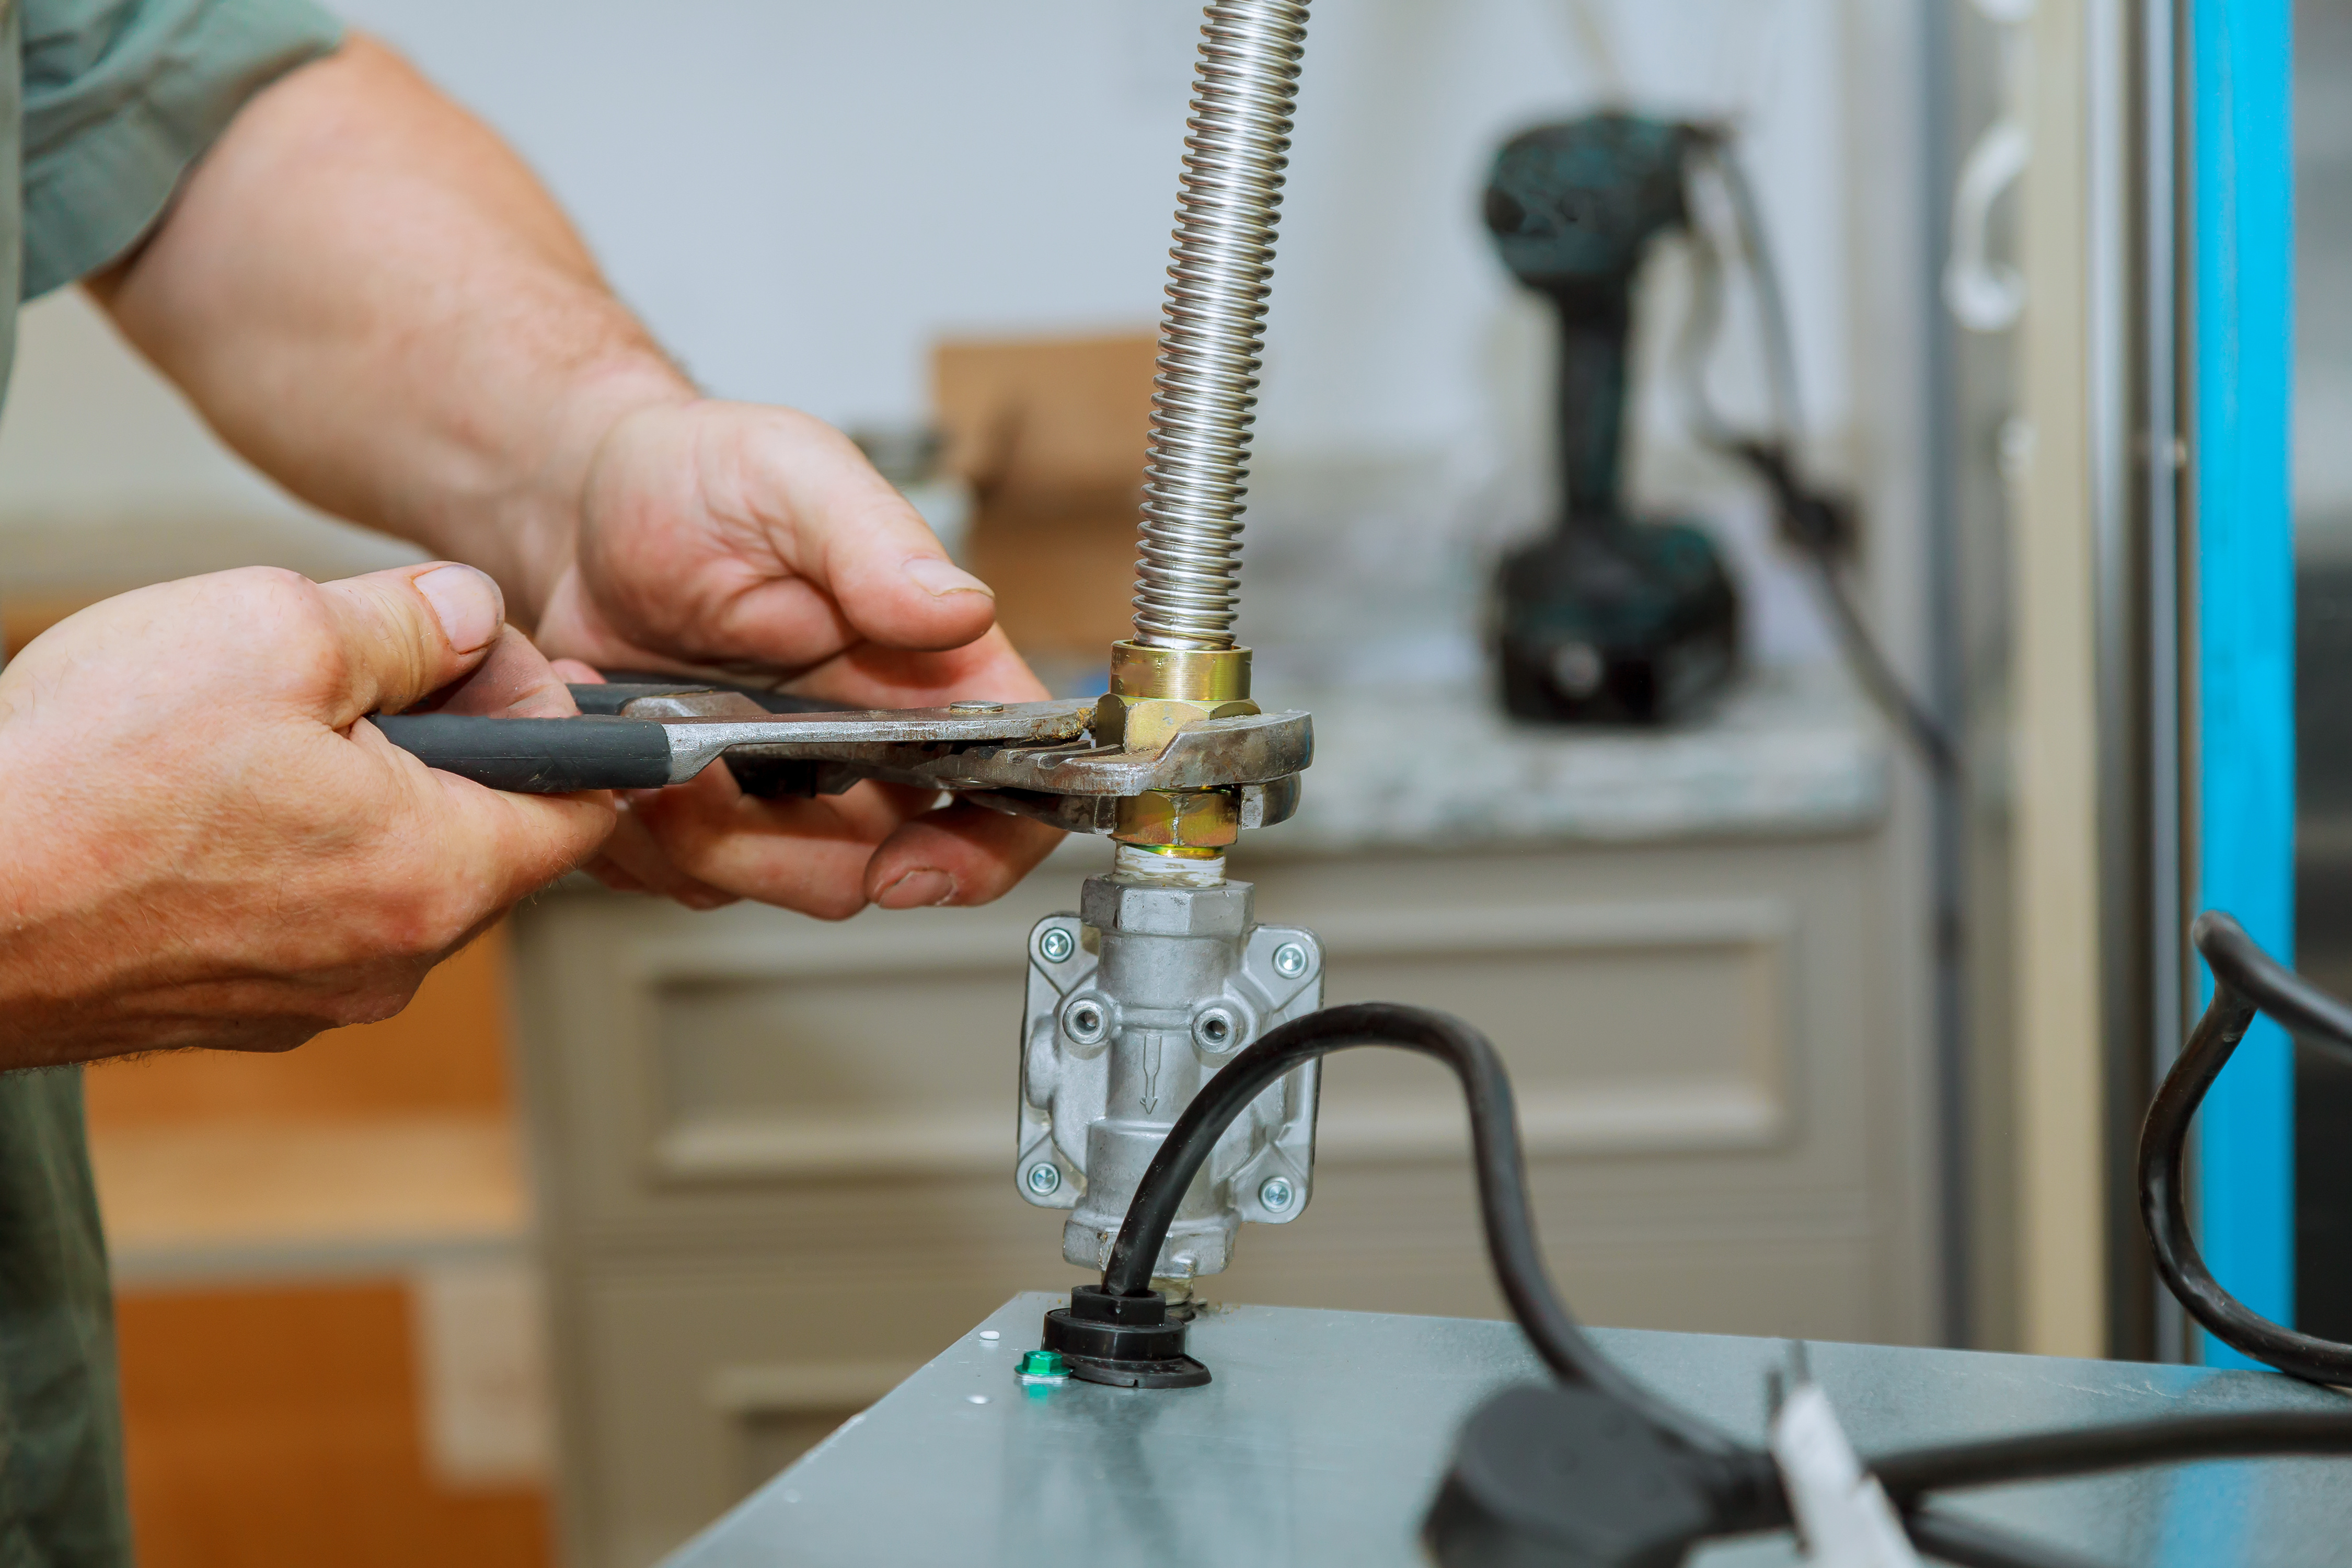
<box><xmin>19</xmin><ymin>0</ymin><xmax>343</xmax><ymax>299</ymax></box>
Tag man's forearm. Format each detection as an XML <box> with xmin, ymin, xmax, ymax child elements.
<box><xmin>86</xmin><ymin>36</ymin><xmax>691</xmax><ymax>618</ymax></box>
<box><xmin>83</xmin><ymin>32</ymin><xmax>1065</xmax><ymax>920</ymax></box>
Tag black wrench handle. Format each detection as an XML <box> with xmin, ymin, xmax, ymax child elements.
<box><xmin>371</xmin><ymin>714</ymin><xmax>671</xmax><ymax>793</ymax></box>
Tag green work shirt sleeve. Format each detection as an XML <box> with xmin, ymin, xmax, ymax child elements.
<box><xmin>20</xmin><ymin>0</ymin><xmax>345</xmax><ymax>300</ymax></box>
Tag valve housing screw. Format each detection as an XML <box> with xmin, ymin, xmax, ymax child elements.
<box><xmin>1259</xmin><ymin>1175</ymin><xmax>1296</xmax><ymax>1213</ymax></box>
<box><xmin>1192</xmin><ymin>1006</ymin><xmax>1239</xmax><ymax>1052</ymax></box>
<box><xmin>1037</xmin><ymin>928</ymin><xmax>1075</xmax><ymax>963</ymax></box>
<box><xmin>1272</xmin><ymin>942</ymin><xmax>1309</xmax><ymax>978</ymax></box>
<box><xmin>1061</xmin><ymin>996</ymin><xmax>1110</xmax><ymax>1046</ymax></box>
<box><xmin>1025</xmin><ymin>1162</ymin><xmax>1063</xmax><ymax>1197</ymax></box>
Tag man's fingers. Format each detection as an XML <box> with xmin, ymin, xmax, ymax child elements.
<box><xmin>434</xmin><ymin>626</ymin><xmax>583</xmax><ymax>717</ymax></box>
<box><xmin>719</xmin><ymin>409</ymin><xmax>998</xmax><ymax>654</ymax></box>
<box><xmin>590</xmin><ymin>800</ymin><xmax>741</xmax><ymax>910</ymax></box>
<box><xmin>568</xmin><ymin>404</ymin><xmax>999</xmax><ymax>671</ymax></box>
<box><xmin>315</xmin><ymin>562</ymin><xmax>508</xmax><ymax>722</ymax></box>
<box><xmin>440</xmin><ymin>785</ymin><xmax>615</xmax><ymax>912</ymax></box>
<box><xmin>620</xmin><ymin>768</ymin><xmax>940</xmax><ymax>919</ymax></box>
<box><xmin>410</xmin><ymin>759</ymin><xmax>615</xmax><ymax>909</ymax></box>
<box><xmin>865</xmin><ymin>802</ymin><xmax>1064</xmax><ymax>909</ymax></box>
<box><xmin>781</xmin><ymin>626</ymin><xmax>1051</xmax><ymax>712</ymax></box>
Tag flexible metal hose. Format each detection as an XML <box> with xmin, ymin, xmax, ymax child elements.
<box><xmin>1133</xmin><ymin>0</ymin><xmax>1310</xmax><ymax>651</ymax></box>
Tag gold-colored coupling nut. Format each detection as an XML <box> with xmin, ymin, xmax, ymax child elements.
<box><xmin>1096</xmin><ymin>642</ymin><xmax>1254</xmax><ymax>850</ymax></box>
<box><xmin>1091</xmin><ymin>641</ymin><xmax>1256</xmax><ymax>754</ymax></box>
<box><xmin>1109</xmin><ymin>642</ymin><xmax>1251</xmax><ymax>702</ymax></box>
<box><xmin>1114</xmin><ymin>789</ymin><xmax>1240</xmax><ymax>849</ymax></box>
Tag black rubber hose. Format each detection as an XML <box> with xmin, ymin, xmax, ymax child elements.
<box><xmin>1096</xmin><ymin>989</ymin><xmax>2352</xmax><ymax>1558</ymax></box>
<box><xmin>2179</xmin><ymin>908</ymin><xmax>2352</xmax><ymax>1058</ymax></box>
<box><xmin>1872</xmin><ymin>1410</ymin><xmax>2352</xmax><ymax>1503</ymax></box>
<box><xmin>1906</xmin><ymin>1507</ymin><xmax>2112</xmax><ymax>1568</ymax></box>
<box><xmin>2139</xmin><ymin>911</ymin><xmax>2352</xmax><ymax>1381</ymax></box>
<box><xmin>1796</xmin><ymin>528</ymin><xmax>1963</xmax><ymax>777</ymax></box>
<box><xmin>1097</xmin><ymin>1001</ymin><xmax>1740</xmax><ymax>1458</ymax></box>
<box><xmin>1689</xmin><ymin>143</ymin><xmax>1962</xmax><ymax>781</ymax></box>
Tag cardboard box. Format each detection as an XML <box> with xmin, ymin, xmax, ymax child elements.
<box><xmin>932</xmin><ymin>332</ymin><xmax>1157</xmax><ymax>665</ymax></box>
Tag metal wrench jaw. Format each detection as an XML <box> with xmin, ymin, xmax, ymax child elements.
<box><xmin>651</xmin><ymin>699</ymin><xmax>1095</xmax><ymax>784</ymax></box>
<box><xmin>605</xmin><ymin>686</ymin><xmax>1310</xmax><ymax>836</ymax></box>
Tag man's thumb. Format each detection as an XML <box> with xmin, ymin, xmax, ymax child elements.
<box><xmin>316</xmin><ymin>563</ymin><xmax>506</xmax><ymax>721</ymax></box>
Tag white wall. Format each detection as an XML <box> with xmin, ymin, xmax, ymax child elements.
<box><xmin>0</xmin><ymin>0</ymin><xmax>1863</xmax><ymax>620</ymax></box>
<box><xmin>335</xmin><ymin>0</ymin><xmax>1850</xmax><ymax>452</ymax></box>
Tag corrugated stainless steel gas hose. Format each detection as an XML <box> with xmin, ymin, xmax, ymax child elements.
<box><xmin>1133</xmin><ymin>0</ymin><xmax>1311</xmax><ymax>651</ymax></box>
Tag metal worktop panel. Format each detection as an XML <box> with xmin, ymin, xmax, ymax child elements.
<box><xmin>665</xmin><ymin>1293</ymin><xmax>2352</xmax><ymax>1567</ymax></box>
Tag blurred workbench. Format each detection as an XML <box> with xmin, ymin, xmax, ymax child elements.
<box><xmin>511</xmin><ymin>659</ymin><xmax>1929</xmax><ymax>1568</ymax></box>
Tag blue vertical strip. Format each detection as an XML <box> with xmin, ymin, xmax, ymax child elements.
<box><xmin>2193</xmin><ymin>0</ymin><xmax>2296</xmax><ymax>1367</ymax></box>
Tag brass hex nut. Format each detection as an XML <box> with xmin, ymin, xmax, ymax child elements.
<box><xmin>1089</xmin><ymin>693</ymin><xmax>1259</xmax><ymax>754</ymax></box>
<box><xmin>1113</xmin><ymin>789</ymin><xmax>1240</xmax><ymax>849</ymax></box>
<box><xmin>1088</xmin><ymin>641</ymin><xmax>1260</xmax><ymax>756</ymax></box>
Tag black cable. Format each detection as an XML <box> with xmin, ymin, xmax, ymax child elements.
<box><xmin>2177</xmin><ymin>907</ymin><xmax>2352</xmax><ymax>1061</ymax></box>
<box><xmin>1809</xmin><ymin>541</ymin><xmax>1964</xmax><ymax>776</ymax></box>
<box><xmin>1733</xmin><ymin>439</ymin><xmax>1963</xmax><ymax>777</ymax></box>
<box><xmin>1907</xmin><ymin>1507</ymin><xmax>2114</xmax><ymax>1568</ymax></box>
<box><xmin>1872</xmin><ymin>1410</ymin><xmax>2352</xmax><ymax>1503</ymax></box>
<box><xmin>1678</xmin><ymin>143</ymin><xmax>1963</xmax><ymax>778</ymax></box>
<box><xmin>1091</xmin><ymin>994</ymin><xmax>2352</xmax><ymax>1565</ymax></box>
<box><xmin>2140</xmin><ymin>911</ymin><xmax>2352</xmax><ymax>1381</ymax></box>
<box><xmin>1097</xmin><ymin>1000</ymin><xmax>1743</xmax><ymax>1459</ymax></box>
<box><xmin>1705</xmin><ymin>145</ymin><xmax>1807</xmax><ymax>445</ymax></box>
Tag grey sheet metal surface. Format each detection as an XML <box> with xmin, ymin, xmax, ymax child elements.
<box><xmin>665</xmin><ymin>1292</ymin><xmax>2352</xmax><ymax>1567</ymax></box>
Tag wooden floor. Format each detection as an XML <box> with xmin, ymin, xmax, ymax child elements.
<box><xmin>86</xmin><ymin>933</ymin><xmax>553</xmax><ymax>1568</ymax></box>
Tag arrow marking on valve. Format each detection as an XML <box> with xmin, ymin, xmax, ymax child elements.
<box><xmin>1142</xmin><ymin>1033</ymin><xmax>1163</xmax><ymax>1115</ymax></box>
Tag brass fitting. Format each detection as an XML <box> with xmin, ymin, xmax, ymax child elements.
<box><xmin>1092</xmin><ymin>642</ymin><xmax>1258</xmax><ymax>755</ymax></box>
<box><xmin>1097</xmin><ymin>642</ymin><xmax>1255</xmax><ymax>850</ymax></box>
<box><xmin>1113</xmin><ymin>789</ymin><xmax>1240</xmax><ymax>849</ymax></box>
<box><xmin>1092</xmin><ymin>694</ymin><xmax>1260</xmax><ymax>754</ymax></box>
<box><xmin>1109</xmin><ymin>642</ymin><xmax>1251</xmax><ymax>702</ymax></box>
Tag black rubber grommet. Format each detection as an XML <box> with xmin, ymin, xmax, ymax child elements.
<box><xmin>1063</xmin><ymin>1352</ymin><xmax>1211</xmax><ymax>1390</ymax></box>
<box><xmin>1041</xmin><ymin>1286</ymin><xmax>1212</xmax><ymax>1389</ymax></box>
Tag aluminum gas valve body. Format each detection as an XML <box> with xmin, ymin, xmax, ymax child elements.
<box><xmin>1015</xmin><ymin>853</ymin><xmax>1323</xmax><ymax>1278</ymax></box>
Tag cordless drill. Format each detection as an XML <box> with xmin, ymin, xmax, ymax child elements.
<box><xmin>1484</xmin><ymin>113</ymin><xmax>1740</xmax><ymax>724</ymax></box>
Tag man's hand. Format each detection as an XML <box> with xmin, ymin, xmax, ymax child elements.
<box><xmin>90</xmin><ymin>37</ymin><xmax>1063</xmax><ymax>922</ymax></box>
<box><xmin>0</xmin><ymin>564</ymin><xmax>613</xmax><ymax>1067</ymax></box>
<box><xmin>530</xmin><ymin>400</ymin><xmax>1062</xmax><ymax>918</ymax></box>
